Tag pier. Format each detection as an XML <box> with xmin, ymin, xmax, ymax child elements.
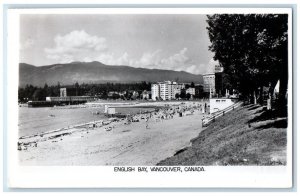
<box><xmin>28</xmin><ymin>96</ymin><xmax>94</xmax><ymax>107</ymax></box>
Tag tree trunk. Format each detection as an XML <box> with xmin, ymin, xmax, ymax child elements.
<box><xmin>278</xmin><ymin>70</ymin><xmax>288</xmax><ymax>116</ymax></box>
<box><xmin>278</xmin><ymin>42</ymin><xmax>288</xmax><ymax>116</ymax></box>
<box><xmin>268</xmin><ymin>80</ymin><xmax>277</xmax><ymax>111</ymax></box>
<box><xmin>248</xmin><ymin>93</ymin><xmax>251</xmax><ymax>104</ymax></box>
<box><xmin>259</xmin><ymin>85</ymin><xmax>264</xmax><ymax>105</ymax></box>
<box><xmin>253</xmin><ymin>90</ymin><xmax>257</xmax><ymax>105</ymax></box>
<box><xmin>267</xmin><ymin>93</ymin><xmax>272</xmax><ymax>110</ymax></box>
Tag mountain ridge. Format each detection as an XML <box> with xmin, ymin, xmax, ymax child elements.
<box><xmin>19</xmin><ymin>61</ymin><xmax>203</xmax><ymax>87</ymax></box>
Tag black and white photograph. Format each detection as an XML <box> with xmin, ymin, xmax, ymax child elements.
<box><xmin>17</xmin><ymin>12</ymin><xmax>290</xmax><ymax>166</ymax></box>
<box><xmin>4</xmin><ymin>7</ymin><xmax>294</xmax><ymax>189</ymax></box>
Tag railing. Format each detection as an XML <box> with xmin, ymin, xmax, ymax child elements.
<box><xmin>202</xmin><ymin>101</ymin><xmax>243</xmax><ymax>127</ymax></box>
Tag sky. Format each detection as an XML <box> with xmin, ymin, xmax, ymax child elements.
<box><xmin>20</xmin><ymin>14</ymin><xmax>218</xmax><ymax>74</ymax></box>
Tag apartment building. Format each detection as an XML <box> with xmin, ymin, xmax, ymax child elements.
<box><xmin>151</xmin><ymin>83</ymin><xmax>160</xmax><ymax>100</ymax></box>
<box><xmin>203</xmin><ymin>73</ymin><xmax>216</xmax><ymax>96</ymax></box>
<box><xmin>151</xmin><ymin>81</ymin><xmax>186</xmax><ymax>100</ymax></box>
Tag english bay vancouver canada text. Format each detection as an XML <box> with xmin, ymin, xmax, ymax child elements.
<box><xmin>18</xmin><ymin>14</ymin><xmax>288</xmax><ymax>166</ymax></box>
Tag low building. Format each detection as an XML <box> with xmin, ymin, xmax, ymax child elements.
<box><xmin>142</xmin><ymin>90</ymin><xmax>151</xmax><ymax>100</ymax></box>
<box><xmin>46</xmin><ymin>96</ymin><xmax>94</xmax><ymax>102</ymax></box>
<box><xmin>186</xmin><ymin>87</ymin><xmax>195</xmax><ymax>95</ymax></box>
<box><xmin>209</xmin><ymin>98</ymin><xmax>235</xmax><ymax>114</ymax></box>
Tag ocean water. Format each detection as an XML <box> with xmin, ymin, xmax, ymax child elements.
<box><xmin>18</xmin><ymin>106</ymin><xmax>107</xmax><ymax>137</ymax></box>
<box><xmin>18</xmin><ymin>105</ymin><xmax>156</xmax><ymax>137</ymax></box>
<box><xmin>114</xmin><ymin>107</ymin><xmax>156</xmax><ymax>115</ymax></box>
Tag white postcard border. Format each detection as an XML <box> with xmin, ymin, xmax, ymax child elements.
<box><xmin>5</xmin><ymin>7</ymin><xmax>293</xmax><ymax>188</ymax></box>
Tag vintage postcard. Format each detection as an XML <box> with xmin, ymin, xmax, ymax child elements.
<box><xmin>5</xmin><ymin>7</ymin><xmax>293</xmax><ymax>188</ymax></box>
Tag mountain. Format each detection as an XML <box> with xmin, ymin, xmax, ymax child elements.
<box><xmin>19</xmin><ymin>61</ymin><xmax>203</xmax><ymax>87</ymax></box>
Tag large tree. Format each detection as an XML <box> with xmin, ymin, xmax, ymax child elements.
<box><xmin>206</xmin><ymin>14</ymin><xmax>288</xmax><ymax>109</ymax></box>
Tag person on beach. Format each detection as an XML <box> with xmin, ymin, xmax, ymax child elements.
<box><xmin>145</xmin><ymin>116</ymin><xmax>150</xmax><ymax>129</ymax></box>
<box><xmin>202</xmin><ymin>104</ymin><xmax>205</xmax><ymax>114</ymax></box>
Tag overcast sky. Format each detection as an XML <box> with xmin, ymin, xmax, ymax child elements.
<box><xmin>20</xmin><ymin>14</ymin><xmax>217</xmax><ymax>74</ymax></box>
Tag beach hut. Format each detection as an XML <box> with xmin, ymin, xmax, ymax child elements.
<box><xmin>107</xmin><ymin>107</ymin><xmax>116</xmax><ymax>115</ymax></box>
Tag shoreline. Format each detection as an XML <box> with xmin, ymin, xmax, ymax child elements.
<box><xmin>18</xmin><ymin>100</ymin><xmax>209</xmax><ymax>138</ymax></box>
<box><xmin>18</xmin><ymin>101</ymin><xmax>209</xmax><ymax>165</ymax></box>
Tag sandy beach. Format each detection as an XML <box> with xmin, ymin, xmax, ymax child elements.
<box><xmin>18</xmin><ymin>101</ymin><xmax>208</xmax><ymax>165</ymax></box>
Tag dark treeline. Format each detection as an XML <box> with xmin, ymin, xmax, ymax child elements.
<box><xmin>18</xmin><ymin>81</ymin><xmax>151</xmax><ymax>103</ymax></box>
<box><xmin>19</xmin><ymin>83</ymin><xmax>60</xmax><ymax>102</ymax></box>
<box><xmin>207</xmin><ymin>14</ymin><xmax>288</xmax><ymax>115</ymax></box>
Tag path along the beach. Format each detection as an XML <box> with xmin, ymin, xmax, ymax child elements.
<box><xmin>19</xmin><ymin>109</ymin><xmax>206</xmax><ymax>165</ymax></box>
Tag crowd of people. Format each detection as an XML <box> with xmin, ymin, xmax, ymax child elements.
<box><xmin>123</xmin><ymin>102</ymin><xmax>209</xmax><ymax>129</ymax></box>
<box><xmin>18</xmin><ymin>102</ymin><xmax>210</xmax><ymax>151</ymax></box>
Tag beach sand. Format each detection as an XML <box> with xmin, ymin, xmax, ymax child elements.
<box><xmin>19</xmin><ymin>102</ymin><xmax>207</xmax><ymax>165</ymax></box>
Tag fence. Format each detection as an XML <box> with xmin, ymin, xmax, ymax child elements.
<box><xmin>202</xmin><ymin>101</ymin><xmax>243</xmax><ymax>127</ymax></box>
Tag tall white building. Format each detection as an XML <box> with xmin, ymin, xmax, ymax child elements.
<box><xmin>151</xmin><ymin>84</ymin><xmax>160</xmax><ymax>100</ymax></box>
<box><xmin>203</xmin><ymin>73</ymin><xmax>216</xmax><ymax>96</ymax></box>
<box><xmin>151</xmin><ymin>81</ymin><xmax>186</xmax><ymax>100</ymax></box>
<box><xmin>159</xmin><ymin>82</ymin><xmax>169</xmax><ymax>100</ymax></box>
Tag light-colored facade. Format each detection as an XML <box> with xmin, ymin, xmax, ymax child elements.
<box><xmin>151</xmin><ymin>84</ymin><xmax>160</xmax><ymax>100</ymax></box>
<box><xmin>209</xmin><ymin>98</ymin><xmax>234</xmax><ymax>114</ymax></box>
<box><xmin>151</xmin><ymin>81</ymin><xmax>186</xmax><ymax>100</ymax></box>
<box><xmin>159</xmin><ymin>82</ymin><xmax>169</xmax><ymax>100</ymax></box>
<box><xmin>203</xmin><ymin>73</ymin><xmax>216</xmax><ymax>95</ymax></box>
<box><xmin>174</xmin><ymin>88</ymin><xmax>181</xmax><ymax>97</ymax></box>
<box><xmin>186</xmin><ymin>87</ymin><xmax>195</xmax><ymax>95</ymax></box>
<box><xmin>142</xmin><ymin>90</ymin><xmax>151</xmax><ymax>100</ymax></box>
<box><xmin>60</xmin><ymin>88</ymin><xmax>67</xmax><ymax>97</ymax></box>
<box><xmin>46</xmin><ymin>96</ymin><xmax>94</xmax><ymax>102</ymax></box>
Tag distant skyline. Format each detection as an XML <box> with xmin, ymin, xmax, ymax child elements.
<box><xmin>20</xmin><ymin>14</ymin><xmax>218</xmax><ymax>74</ymax></box>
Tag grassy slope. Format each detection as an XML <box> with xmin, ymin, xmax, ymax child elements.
<box><xmin>158</xmin><ymin>104</ymin><xmax>287</xmax><ymax>166</ymax></box>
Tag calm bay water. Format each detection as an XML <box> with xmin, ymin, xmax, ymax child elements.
<box><xmin>18</xmin><ymin>105</ymin><xmax>156</xmax><ymax>137</ymax></box>
<box><xmin>18</xmin><ymin>106</ymin><xmax>107</xmax><ymax>137</ymax></box>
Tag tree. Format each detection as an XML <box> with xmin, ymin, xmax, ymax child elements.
<box><xmin>101</xmin><ymin>91</ymin><xmax>108</xmax><ymax>99</ymax></box>
<box><xmin>74</xmin><ymin>82</ymin><xmax>79</xmax><ymax>96</ymax></box>
<box><xmin>53</xmin><ymin>82</ymin><xmax>61</xmax><ymax>97</ymax></box>
<box><xmin>89</xmin><ymin>85</ymin><xmax>97</xmax><ymax>96</ymax></box>
<box><xmin>125</xmin><ymin>91</ymin><xmax>132</xmax><ymax>100</ymax></box>
<box><xmin>112</xmin><ymin>93</ymin><xmax>120</xmax><ymax>100</ymax></box>
<box><xmin>32</xmin><ymin>88</ymin><xmax>44</xmax><ymax>101</ymax></box>
<box><xmin>175</xmin><ymin>93</ymin><xmax>180</xmax><ymax>100</ymax></box>
<box><xmin>191</xmin><ymin>82</ymin><xmax>195</xmax><ymax>88</ymax></box>
<box><xmin>180</xmin><ymin>89</ymin><xmax>186</xmax><ymax>99</ymax></box>
<box><xmin>207</xmin><ymin>14</ymin><xmax>288</xmax><ymax>111</ymax></box>
<box><xmin>43</xmin><ymin>83</ymin><xmax>52</xmax><ymax>97</ymax></box>
<box><xmin>186</xmin><ymin>93</ymin><xmax>191</xmax><ymax>100</ymax></box>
